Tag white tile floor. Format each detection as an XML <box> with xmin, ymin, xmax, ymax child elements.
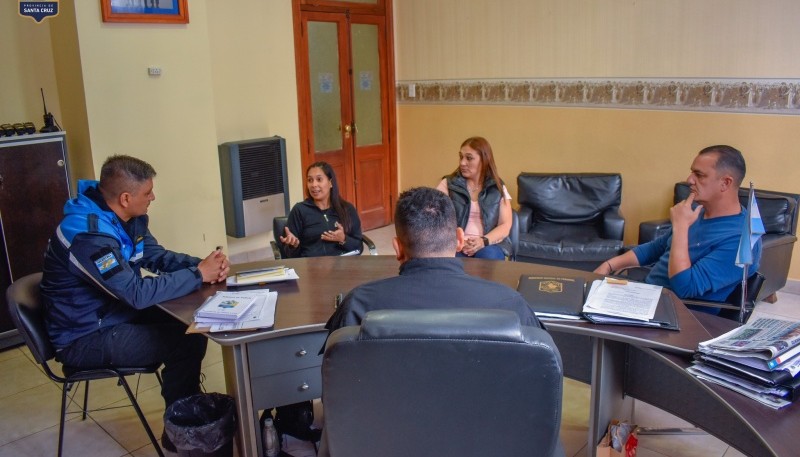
<box><xmin>2</xmin><ymin>224</ymin><xmax>797</xmax><ymax>457</ymax></box>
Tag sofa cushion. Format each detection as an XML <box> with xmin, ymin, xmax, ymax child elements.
<box><xmin>519</xmin><ymin>222</ymin><xmax>623</xmax><ymax>261</ymax></box>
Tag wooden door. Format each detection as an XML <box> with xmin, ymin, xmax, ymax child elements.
<box><xmin>293</xmin><ymin>0</ymin><xmax>397</xmax><ymax>230</ymax></box>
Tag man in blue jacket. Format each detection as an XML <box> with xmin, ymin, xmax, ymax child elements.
<box><xmin>40</xmin><ymin>155</ymin><xmax>229</xmax><ymax>452</ymax></box>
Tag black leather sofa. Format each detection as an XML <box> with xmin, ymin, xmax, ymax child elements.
<box><xmin>516</xmin><ymin>173</ymin><xmax>625</xmax><ymax>271</ymax></box>
<box><xmin>639</xmin><ymin>182</ymin><xmax>799</xmax><ymax>302</ymax></box>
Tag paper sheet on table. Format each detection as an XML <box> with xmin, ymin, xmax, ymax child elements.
<box><xmin>583</xmin><ymin>278</ymin><xmax>662</xmax><ymax>321</ymax></box>
<box><xmin>226</xmin><ymin>268</ymin><xmax>299</xmax><ymax>286</ymax></box>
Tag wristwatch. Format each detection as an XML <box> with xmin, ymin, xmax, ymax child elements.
<box><xmin>481</xmin><ymin>236</ymin><xmax>490</xmax><ymax>247</ymax></box>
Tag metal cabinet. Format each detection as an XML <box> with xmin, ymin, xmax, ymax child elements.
<box><xmin>0</xmin><ymin>132</ymin><xmax>70</xmax><ymax>349</ymax></box>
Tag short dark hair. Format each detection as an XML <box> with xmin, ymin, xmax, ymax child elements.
<box><xmin>98</xmin><ymin>155</ymin><xmax>157</xmax><ymax>199</ymax></box>
<box><xmin>395</xmin><ymin>187</ymin><xmax>458</xmax><ymax>257</ymax></box>
<box><xmin>698</xmin><ymin>145</ymin><xmax>746</xmax><ymax>186</ymax></box>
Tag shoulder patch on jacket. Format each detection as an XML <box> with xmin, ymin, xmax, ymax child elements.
<box><xmin>90</xmin><ymin>248</ymin><xmax>123</xmax><ymax>279</ymax></box>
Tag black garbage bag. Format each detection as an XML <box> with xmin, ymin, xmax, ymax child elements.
<box><xmin>165</xmin><ymin>392</ymin><xmax>237</xmax><ymax>457</ymax></box>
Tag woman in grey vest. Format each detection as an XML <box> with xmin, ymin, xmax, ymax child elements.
<box><xmin>436</xmin><ymin>136</ymin><xmax>513</xmax><ymax>260</ymax></box>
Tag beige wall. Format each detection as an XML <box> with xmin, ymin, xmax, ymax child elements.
<box><xmin>0</xmin><ymin>5</ymin><xmax>61</xmax><ymax>134</ymax></box>
<box><xmin>394</xmin><ymin>0</ymin><xmax>800</xmax><ymax>280</ymax></box>
<box><xmin>395</xmin><ymin>0</ymin><xmax>800</xmax><ymax>79</ymax></box>
<box><xmin>1</xmin><ymin>1</ymin><xmax>301</xmax><ymax>258</ymax></box>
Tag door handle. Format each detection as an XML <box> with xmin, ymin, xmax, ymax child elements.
<box><xmin>339</xmin><ymin>123</ymin><xmax>352</xmax><ymax>139</ymax></box>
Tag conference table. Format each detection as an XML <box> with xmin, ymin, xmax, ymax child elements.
<box><xmin>160</xmin><ymin>255</ymin><xmax>798</xmax><ymax>457</ymax></box>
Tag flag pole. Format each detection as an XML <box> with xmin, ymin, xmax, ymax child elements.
<box><xmin>739</xmin><ymin>182</ymin><xmax>753</xmax><ymax>324</ymax></box>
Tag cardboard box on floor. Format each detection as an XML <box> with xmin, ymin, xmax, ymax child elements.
<box><xmin>596</xmin><ymin>420</ymin><xmax>638</xmax><ymax>457</ymax></box>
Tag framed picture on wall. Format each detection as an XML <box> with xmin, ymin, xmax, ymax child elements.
<box><xmin>101</xmin><ymin>0</ymin><xmax>189</xmax><ymax>24</ymax></box>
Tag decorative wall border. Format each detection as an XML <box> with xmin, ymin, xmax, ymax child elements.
<box><xmin>396</xmin><ymin>78</ymin><xmax>800</xmax><ymax>115</ymax></box>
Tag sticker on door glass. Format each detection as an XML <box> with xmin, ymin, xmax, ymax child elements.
<box><xmin>319</xmin><ymin>73</ymin><xmax>334</xmax><ymax>93</ymax></box>
<box><xmin>359</xmin><ymin>71</ymin><xmax>373</xmax><ymax>91</ymax></box>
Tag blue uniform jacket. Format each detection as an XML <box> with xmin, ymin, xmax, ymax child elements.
<box><xmin>41</xmin><ymin>180</ymin><xmax>203</xmax><ymax>349</ymax></box>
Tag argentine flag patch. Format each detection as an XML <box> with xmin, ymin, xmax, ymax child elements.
<box><xmin>91</xmin><ymin>248</ymin><xmax>124</xmax><ymax>279</ymax></box>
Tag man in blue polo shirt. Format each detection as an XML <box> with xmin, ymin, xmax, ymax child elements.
<box><xmin>595</xmin><ymin>145</ymin><xmax>761</xmax><ymax>309</ymax></box>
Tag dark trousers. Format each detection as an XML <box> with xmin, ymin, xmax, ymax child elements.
<box><xmin>57</xmin><ymin>307</ymin><xmax>208</xmax><ymax>408</ymax></box>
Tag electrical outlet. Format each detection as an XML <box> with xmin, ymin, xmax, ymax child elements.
<box><xmin>147</xmin><ymin>67</ymin><xmax>162</xmax><ymax>76</ymax></box>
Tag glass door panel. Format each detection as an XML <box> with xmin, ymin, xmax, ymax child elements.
<box><xmin>351</xmin><ymin>23</ymin><xmax>382</xmax><ymax>147</ymax></box>
<box><xmin>308</xmin><ymin>21</ymin><xmax>343</xmax><ymax>153</ymax></box>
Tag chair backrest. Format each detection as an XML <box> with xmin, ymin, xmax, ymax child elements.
<box><xmin>673</xmin><ymin>182</ymin><xmax>799</xmax><ymax>236</ymax></box>
<box><xmin>725</xmin><ymin>271</ymin><xmax>765</xmax><ymax>306</ymax></box>
<box><xmin>517</xmin><ymin>173</ymin><xmax>622</xmax><ymax>224</ymax></box>
<box><xmin>272</xmin><ymin>216</ymin><xmax>290</xmax><ymax>259</ymax></box>
<box><xmin>5</xmin><ymin>272</ymin><xmax>54</xmax><ymax>365</ymax></box>
<box><xmin>321</xmin><ymin>309</ymin><xmax>563</xmax><ymax>457</ymax></box>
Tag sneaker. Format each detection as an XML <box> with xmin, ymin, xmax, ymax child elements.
<box><xmin>161</xmin><ymin>429</ymin><xmax>177</xmax><ymax>453</ymax></box>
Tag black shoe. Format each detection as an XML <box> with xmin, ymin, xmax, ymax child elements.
<box><xmin>161</xmin><ymin>429</ymin><xmax>177</xmax><ymax>453</ymax></box>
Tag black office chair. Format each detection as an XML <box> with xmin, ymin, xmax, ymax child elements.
<box><xmin>683</xmin><ymin>272</ymin><xmax>765</xmax><ymax>323</ymax></box>
<box><xmin>270</xmin><ymin>216</ymin><xmax>378</xmax><ymax>259</ymax></box>
<box><xmin>6</xmin><ymin>273</ymin><xmax>165</xmax><ymax>457</ymax></box>
<box><xmin>319</xmin><ymin>309</ymin><xmax>565</xmax><ymax>457</ymax></box>
<box><xmin>615</xmin><ymin>267</ymin><xmax>765</xmax><ymax>324</ymax></box>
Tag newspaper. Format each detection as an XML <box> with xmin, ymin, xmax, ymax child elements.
<box><xmin>698</xmin><ymin>317</ymin><xmax>800</xmax><ymax>360</ymax></box>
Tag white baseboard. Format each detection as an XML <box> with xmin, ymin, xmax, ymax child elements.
<box><xmin>780</xmin><ymin>278</ymin><xmax>800</xmax><ymax>296</ymax></box>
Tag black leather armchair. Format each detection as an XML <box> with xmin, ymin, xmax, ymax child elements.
<box><xmin>516</xmin><ymin>173</ymin><xmax>625</xmax><ymax>271</ymax></box>
<box><xmin>639</xmin><ymin>182</ymin><xmax>799</xmax><ymax>302</ymax></box>
<box><xmin>319</xmin><ymin>309</ymin><xmax>565</xmax><ymax>457</ymax></box>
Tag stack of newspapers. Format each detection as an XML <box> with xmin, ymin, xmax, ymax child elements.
<box><xmin>688</xmin><ymin>317</ymin><xmax>800</xmax><ymax>409</ymax></box>
<box><xmin>192</xmin><ymin>289</ymin><xmax>278</xmax><ymax>333</ymax></box>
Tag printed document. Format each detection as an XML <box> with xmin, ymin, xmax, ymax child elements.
<box><xmin>583</xmin><ymin>279</ymin><xmax>662</xmax><ymax>321</ymax></box>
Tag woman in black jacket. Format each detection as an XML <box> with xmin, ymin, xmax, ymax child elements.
<box><xmin>280</xmin><ymin>161</ymin><xmax>363</xmax><ymax>257</ymax></box>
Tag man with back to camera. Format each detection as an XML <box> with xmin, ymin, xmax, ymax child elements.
<box><xmin>594</xmin><ymin>145</ymin><xmax>761</xmax><ymax>311</ymax></box>
<box><xmin>325</xmin><ymin>186</ymin><xmax>543</xmax><ymax>332</ymax></box>
<box><xmin>40</xmin><ymin>155</ymin><xmax>229</xmax><ymax>452</ymax></box>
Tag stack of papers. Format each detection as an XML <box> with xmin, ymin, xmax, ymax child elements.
<box><xmin>227</xmin><ymin>267</ymin><xmax>300</xmax><ymax>287</ymax></box>
<box><xmin>192</xmin><ymin>290</ymin><xmax>278</xmax><ymax>333</ymax></box>
<box><xmin>687</xmin><ymin>317</ymin><xmax>800</xmax><ymax>409</ymax></box>
<box><xmin>581</xmin><ymin>278</ymin><xmax>679</xmax><ymax>330</ymax></box>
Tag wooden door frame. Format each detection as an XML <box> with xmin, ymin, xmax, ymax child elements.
<box><xmin>292</xmin><ymin>0</ymin><xmax>398</xmax><ymax>223</ymax></box>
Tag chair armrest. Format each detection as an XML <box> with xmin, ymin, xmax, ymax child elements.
<box><xmin>362</xmin><ymin>235</ymin><xmax>378</xmax><ymax>256</ymax></box>
<box><xmin>638</xmin><ymin>219</ymin><xmax>671</xmax><ymax>244</ymax></box>
<box><xmin>270</xmin><ymin>240</ymin><xmax>282</xmax><ymax>260</ymax></box>
<box><xmin>517</xmin><ymin>206</ymin><xmax>533</xmax><ymax>233</ymax></box>
<box><xmin>601</xmin><ymin>207</ymin><xmax>625</xmax><ymax>240</ymax></box>
<box><xmin>509</xmin><ymin>210</ymin><xmax>519</xmax><ymax>261</ymax></box>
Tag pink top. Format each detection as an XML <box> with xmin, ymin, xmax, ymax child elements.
<box><xmin>436</xmin><ymin>179</ymin><xmax>511</xmax><ymax>237</ymax></box>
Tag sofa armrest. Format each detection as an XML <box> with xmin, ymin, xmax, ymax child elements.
<box><xmin>638</xmin><ymin>219</ymin><xmax>671</xmax><ymax>244</ymax></box>
<box><xmin>601</xmin><ymin>207</ymin><xmax>625</xmax><ymax>240</ymax></box>
<box><xmin>517</xmin><ymin>206</ymin><xmax>533</xmax><ymax>233</ymax></box>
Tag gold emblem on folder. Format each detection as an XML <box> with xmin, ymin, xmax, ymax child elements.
<box><xmin>539</xmin><ymin>280</ymin><xmax>563</xmax><ymax>294</ymax></box>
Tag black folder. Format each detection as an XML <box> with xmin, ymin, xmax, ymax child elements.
<box><xmin>694</xmin><ymin>354</ymin><xmax>800</xmax><ymax>401</ymax></box>
<box><xmin>516</xmin><ymin>275</ymin><xmax>586</xmax><ymax>320</ymax></box>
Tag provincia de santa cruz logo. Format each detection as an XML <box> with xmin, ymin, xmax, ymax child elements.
<box><xmin>19</xmin><ymin>1</ymin><xmax>59</xmax><ymax>23</ymax></box>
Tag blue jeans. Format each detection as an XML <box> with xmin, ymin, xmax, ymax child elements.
<box><xmin>456</xmin><ymin>244</ymin><xmax>506</xmax><ymax>260</ymax></box>
<box><xmin>57</xmin><ymin>306</ymin><xmax>208</xmax><ymax>408</ymax></box>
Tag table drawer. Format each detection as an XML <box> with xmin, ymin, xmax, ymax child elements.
<box><xmin>247</xmin><ymin>331</ymin><xmax>327</xmax><ymax>377</ymax></box>
<box><xmin>251</xmin><ymin>366</ymin><xmax>322</xmax><ymax>409</ymax></box>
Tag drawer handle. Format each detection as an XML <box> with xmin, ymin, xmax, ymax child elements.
<box><xmin>296</xmin><ymin>349</ymin><xmax>308</xmax><ymax>357</ymax></box>
<box><xmin>299</xmin><ymin>383</ymin><xmax>310</xmax><ymax>391</ymax></box>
